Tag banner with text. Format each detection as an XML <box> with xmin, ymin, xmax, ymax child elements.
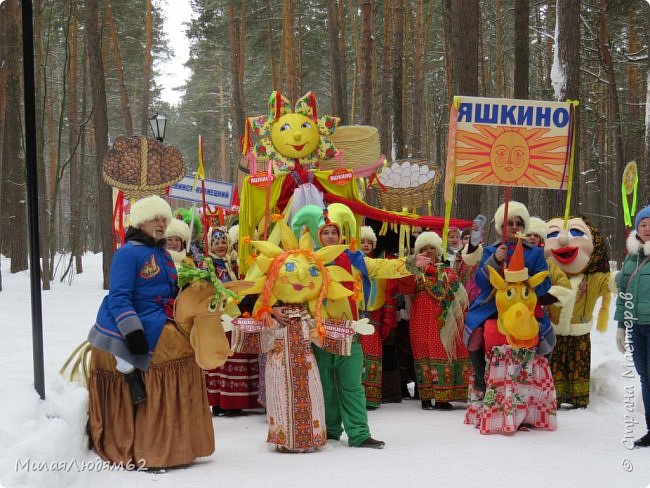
<box><xmin>170</xmin><ymin>175</ymin><xmax>235</xmax><ymax>208</ymax></box>
<box><xmin>450</xmin><ymin>96</ymin><xmax>573</xmax><ymax>189</ymax></box>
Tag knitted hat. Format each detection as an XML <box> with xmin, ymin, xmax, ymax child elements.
<box><xmin>360</xmin><ymin>225</ymin><xmax>377</xmax><ymax>244</ymax></box>
<box><xmin>635</xmin><ymin>205</ymin><xmax>650</xmax><ymax>232</ymax></box>
<box><xmin>414</xmin><ymin>231</ymin><xmax>442</xmax><ymax>255</ymax></box>
<box><xmin>209</xmin><ymin>225</ymin><xmax>231</xmax><ymax>247</ymax></box>
<box><xmin>527</xmin><ymin>217</ymin><xmax>548</xmax><ymax>241</ymax></box>
<box><xmin>494</xmin><ymin>201</ymin><xmax>530</xmax><ymax>235</ymax></box>
<box><xmin>129</xmin><ymin>195</ymin><xmax>172</xmax><ymax>228</ymax></box>
<box><xmin>164</xmin><ymin>218</ymin><xmax>191</xmax><ymax>244</ymax></box>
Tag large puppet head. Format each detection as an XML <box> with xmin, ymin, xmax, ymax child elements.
<box><xmin>544</xmin><ymin>216</ymin><xmax>609</xmax><ymax>275</ymax></box>
<box><xmin>247</xmin><ymin>91</ymin><xmax>340</xmax><ymax>173</ymax></box>
<box><xmin>488</xmin><ymin>239</ymin><xmax>549</xmax><ymax>349</ymax></box>
<box><xmin>241</xmin><ymin>221</ymin><xmax>354</xmax><ymax>335</ymax></box>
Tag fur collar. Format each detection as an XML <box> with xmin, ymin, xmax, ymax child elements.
<box><xmin>626</xmin><ymin>231</ymin><xmax>650</xmax><ymax>257</ymax></box>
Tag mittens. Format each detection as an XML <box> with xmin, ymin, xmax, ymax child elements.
<box><xmin>125</xmin><ymin>329</ymin><xmax>149</xmax><ymax>355</ymax></box>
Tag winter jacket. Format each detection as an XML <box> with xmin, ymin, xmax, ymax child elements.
<box><xmin>88</xmin><ymin>236</ymin><xmax>177</xmax><ymax>370</ymax></box>
<box><xmin>614</xmin><ymin>232</ymin><xmax>650</xmax><ymax>325</ymax></box>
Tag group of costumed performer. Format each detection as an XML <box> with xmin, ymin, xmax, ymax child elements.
<box><xmin>397</xmin><ymin>231</ymin><xmax>471</xmax><ymax>410</ymax></box>
<box><xmin>462</xmin><ymin>201</ymin><xmax>570</xmax><ymax>434</ymax></box>
<box><xmin>86</xmin><ymin>195</ymin><xmax>243</xmax><ymax>467</ymax></box>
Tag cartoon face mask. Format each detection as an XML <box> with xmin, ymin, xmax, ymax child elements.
<box><xmin>544</xmin><ymin>217</ymin><xmax>594</xmax><ymax>275</ymax></box>
<box><xmin>274</xmin><ymin>252</ymin><xmax>324</xmax><ymax>303</ymax></box>
<box><xmin>270</xmin><ymin>113</ymin><xmax>320</xmax><ymax>160</ymax></box>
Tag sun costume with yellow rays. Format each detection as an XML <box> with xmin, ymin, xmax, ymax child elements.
<box><xmin>230</xmin><ymin>221</ymin><xmax>372</xmax><ymax>452</ymax></box>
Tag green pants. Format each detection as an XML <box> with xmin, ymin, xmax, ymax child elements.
<box><xmin>312</xmin><ymin>342</ymin><xmax>370</xmax><ymax>446</ymax></box>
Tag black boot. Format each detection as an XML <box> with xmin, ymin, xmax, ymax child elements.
<box><xmin>469</xmin><ymin>349</ymin><xmax>486</xmax><ymax>393</ymax></box>
<box><xmin>124</xmin><ymin>369</ymin><xmax>146</xmax><ymax>405</ymax></box>
<box><xmin>421</xmin><ymin>400</ymin><xmax>434</xmax><ymax>410</ymax></box>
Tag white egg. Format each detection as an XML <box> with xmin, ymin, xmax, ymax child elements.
<box><xmin>418</xmin><ymin>174</ymin><xmax>429</xmax><ymax>185</ymax></box>
<box><xmin>419</xmin><ymin>165</ymin><xmax>429</xmax><ymax>174</ymax></box>
<box><xmin>398</xmin><ymin>178</ymin><xmax>410</xmax><ymax>188</ymax></box>
<box><xmin>410</xmin><ymin>173</ymin><xmax>419</xmax><ymax>186</ymax></box>
<box><xmin>401</xmin><ymin>167</ymin><xmax>411</xmax><ymax>177</ymax></box>
<box><xmin>391</xmin><ymin>162</ymin><xmax>401</xmax><ymax>172</ymax></box>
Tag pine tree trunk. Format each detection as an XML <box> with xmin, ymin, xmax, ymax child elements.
<box><xmin>360</xmin><ymin>0</ymin><xmax>373</xmax><ymax>126</ymax></box>
<box><xmin>85</xmin><ymin>0</ymin><xmax>114</xmax><ymax>288</ymax></box>
<box><xmin>327</xmin><ymin>0</ymin><xmax>344</xmax><ymax>121</ymax></box>
<box><xmin>228</xmin><ymin>2</ymin><xmax>246</xmax><ymax>149</ymax></box>
<box><xmin>392</xmin><ymin>0</ymin><xmax>405</xmax><ymax>159</ymax></box>
<box><xmin>380</xmin><ymin>0</ymin><xmax>393</xmax><ymax>158</ymax></box>
<box><xmin>411</xmin><ymin>0</ymin><xmax>424</xmax><ymax>157</ymax></box>
<box><xmin>448</xmin><ymin>0</ymin><xmax>482</xmax><ymax>220</ymax></box>
<box><xmin>1</xmin><ymin>0</ymin><xmax>28</xmax><ymax>273</ymax></box>
<box><xmin>105</xmin><ymin>0</ymin><xmax>134</xmax><ymax>136</ymax></box>
<box><xmin>140</xmin><ymin>0</ymin><xmax>152</xmax><ymax>135</ymax></box>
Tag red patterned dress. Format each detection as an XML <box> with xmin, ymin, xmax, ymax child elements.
<box><xmin>399</xmin><ymin>264</ymin><xmax>471</xmax><ymax>402</ymax></box>
<box><xmin>204</xmin><ymin>256</ymin><xmax>260</xmax><ymax>412</ymax></box>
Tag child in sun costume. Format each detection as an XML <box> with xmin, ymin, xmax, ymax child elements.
<box><xmin>544</xmin><ymin>216</ymin><xmax>612</xmax><ymax>408</ymax></box>
<box><xmin>229</xmin><ymin>221</ymin><xmax>371</xmax><ymax>452</ymax></box>
<box><xmin>465</xmin><ymin>238</ymin><xmax>558</xmax><ymax>434</ymax></box>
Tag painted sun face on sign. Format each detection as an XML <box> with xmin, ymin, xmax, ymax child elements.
<box><xmin>270</xmin><ymin>113</ymin><xmax>320</xmax><ymax>160</ymax></box>
<box><xmin>490</xmin><ymin>132</ymin><xmax>530</xmax><ymax>182</ymax></box>
<box><xmin>275</xmin><ymin>253</ymin><xmax>323</xmax><ymax>303</ymax></box>
<box><xmin>455</xmin><ymin>126</ymin><xmax>567</xmax><ymax>187</ymax></box>
<box><xmin>544</xmin><ymin>217</ymin><xmax>594</xmax><ymax>275</ymax></box>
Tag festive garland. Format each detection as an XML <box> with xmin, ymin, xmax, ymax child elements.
<box><xmin>177</xmin><ymin>260</ymin><xmax>241</xmax><ymax>312</ymax></box>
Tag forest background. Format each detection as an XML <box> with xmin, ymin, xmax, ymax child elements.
<box><xmin>0</xmin><ymin>0</ymin><xmax>649</xmax><ymax>290</ymax></box>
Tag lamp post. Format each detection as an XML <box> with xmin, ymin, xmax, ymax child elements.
<box><xmin>148</xmin><ymin>113</ymin><xmax>167</xmax><ymax>142</ymax></box>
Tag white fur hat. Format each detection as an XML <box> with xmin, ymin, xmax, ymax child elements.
<box><xmin>164</xmin><ymin>218</ymin><xmax>191</xmax><ymax>244</ymax></box>
<box><xmin>527</xmin><ymin>217</ymin><xmax>548</xmax><ymax>241</ymax></box>
<box><xmin>414</xmin><ymin>231</ymin><xmax>442</xmax><ymax>255</ymax></box>
<box><xmin>360</xmin><ymin>225</ymin><xmax>377</xmax><ymax>243</ymax></box>
<box><xmin>494</xmin><ymin>201</ymin><xmax>530</xmax><ymax>235</ymax></box>
<box><xmin>228</xmin><ymin>224</ymin><xmax>239</xmax><ymax>245</ymax></box>
<box><xmin>129</xmin><ymin>195</ymin><xmax>172</xmax><ymax>228</ymax></box>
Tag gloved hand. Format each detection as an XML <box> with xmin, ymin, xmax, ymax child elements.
<box><xmin>352</xmin><ymin>318</ymin><xmax>375</xmax><ymax>335</ymax></box>
<box><xmin>616</xmin><ymin>328</ymin><xmax>626</xmax><ymax>354</ymax></box>
<box><xmin>125</xmin><ymin>329</ymin><xmax>149</xmax><ymax>355</ymax></box>
<box><xmin>221</xmin><ymin>314</ymin><xmax>234</xmax><ymax>332</ymax></box>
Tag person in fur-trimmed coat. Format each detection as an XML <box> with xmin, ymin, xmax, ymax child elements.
<box><xmin>615</xmin><ymin>205</ymin><xmax>650</xmax><ymax>447</ymax></box>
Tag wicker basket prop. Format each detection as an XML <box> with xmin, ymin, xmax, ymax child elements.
<box><xmin>373</xmin><ymin>159</ymin><xmax>441</xmax><ymax>212</ymax></box>
<box><xmin>320</xmin><ymin>125</ymin><xmax>381</xmax><ymax>170</ymax></box>
<box><xmin>102</xmin><ymin>136</ymin><xmax>186</xmax><ymax>200</ymax></box>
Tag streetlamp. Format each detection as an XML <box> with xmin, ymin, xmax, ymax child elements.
<box><xmin>148</xmin><ymin>113</ymin><xmax>167</xmax><ymax>142</ymax></box>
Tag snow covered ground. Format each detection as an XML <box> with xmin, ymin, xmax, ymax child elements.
<box><xmin>0</xmin><ymin>253</ymin><xmax>649</xmax><ymax>488</ymax></box>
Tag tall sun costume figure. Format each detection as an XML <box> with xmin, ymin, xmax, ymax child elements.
<box><xmin>229</xmin><ymin>221</ymin><xmax>371</xmax><ymax>452</ymax></box>
<box><xmin>465</xmin><ymin>238</ymin><xmax>558</xmax><ymax>434</ymax></box>
<box><xmin>291</xmin><ymin>203</ymin><xmax>429</xmax><ymax>449</ymax></box>
<box><xmin>544</xmin><ymin>216</ymin><xmax>612</xmax><ymax>408</ymax></box>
